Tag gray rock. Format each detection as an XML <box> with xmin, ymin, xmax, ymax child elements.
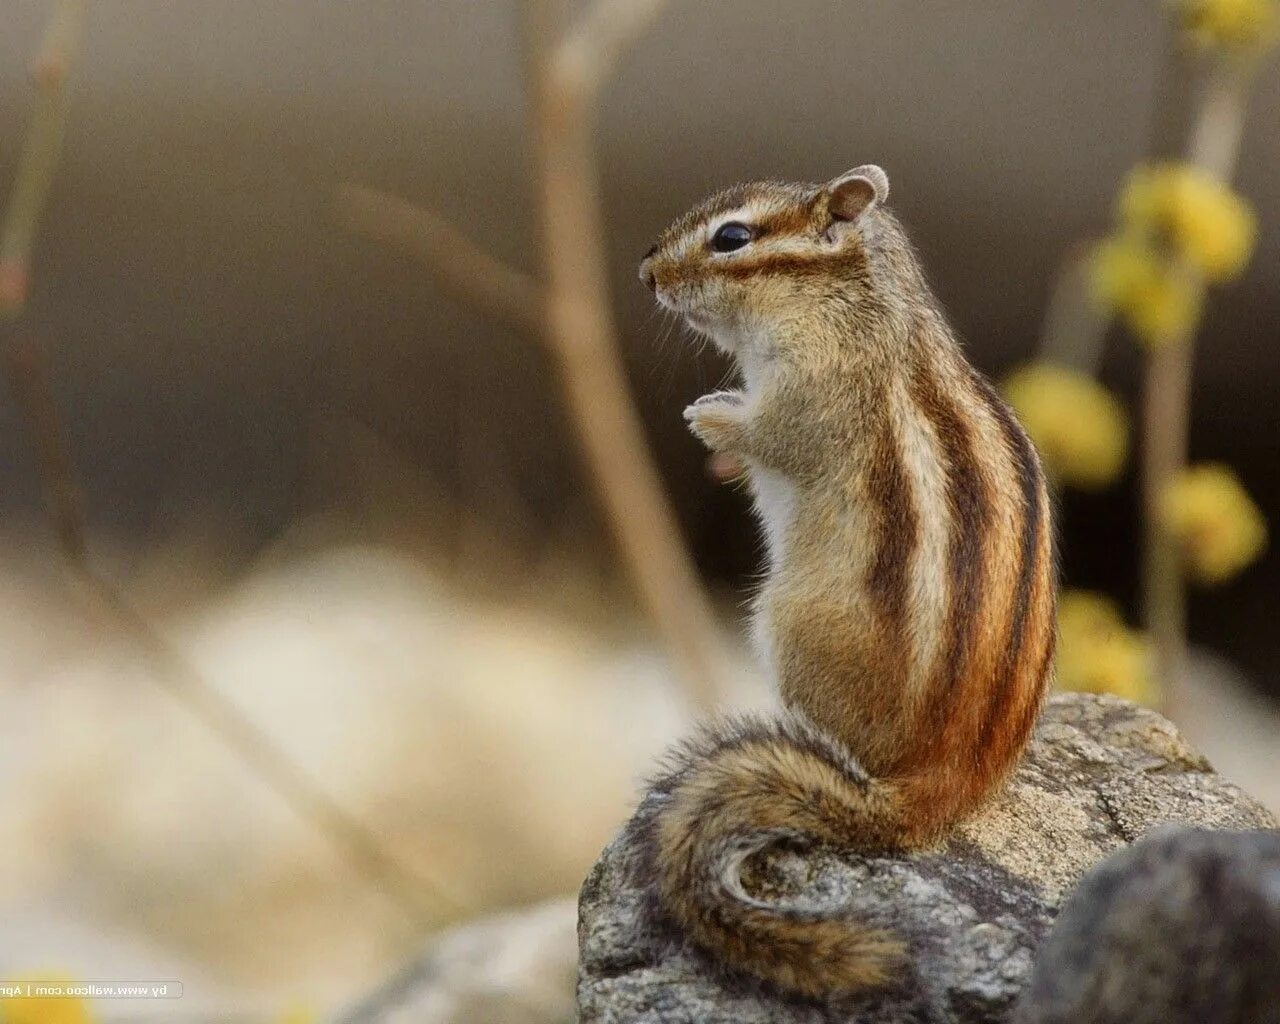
<box><xmin>334</xmin><ymin>898</ymin><xmax>577</xmax><ymax>1024</ymax></box>
<box><xmin>576</xmin><ymin>693</ymin><xmax>1278</xmax><ymax>1024</ymax></box>
<box><xmin>1014</xmin><ymin>826</ymin><xmax>1280</xmax><ymax>1024</ymax></box>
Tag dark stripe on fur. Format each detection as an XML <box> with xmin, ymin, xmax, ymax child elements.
<box><xmin>908</xmin><ymin>362</ymin><xmax>990</xmax><ymax>734</ymax></box>
<box><xmin>1009</xmin><ymin>611</ymin><xmax>1056</xmax><ymax>749</ymax></box>
<box><xmin>756</xmin><ymin>207</ymin><xmax>817</xmax><ymax>238</ymax></box>
<box><xmin>713</xmin><ymin>249</ymin><xmax>870</xmax><ymax>282</ymax></box>
<box><xmin>970</xmin><ymin>370</ymin><xmax>1045</xmax><ymax>749</ymax></box>
<box><xmin>865</xmin><ymin>416</ymin><xmax>920</xmax><ymax>652</ymax></box>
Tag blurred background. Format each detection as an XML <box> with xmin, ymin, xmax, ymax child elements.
<box><xmin>0</xmin><ymin>1</ymin><xmax>1276</xmax><ymax>1020</ymax></box>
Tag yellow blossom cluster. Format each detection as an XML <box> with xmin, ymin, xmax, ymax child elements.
<box><xmin>1160</xmin><ymin>463</ymin><xmax>1268</xmax><ymax>584</ymax></box>
<box><xmin>1123</xmin><ymin>164</ymin><xmax>1258</xmax><ymax>281</ymax></box>
<box><xmin>1002</xmin><ymin>363</ymin><xmax>1128</xmax><ymax>490</ymax></box>
<box><xmin>1055</xmin><ymin>590</ymin><xmax>1154</xmax><ymax>706</ymax></box>
<box><xmin>1090</xmin><ymin>163</ymin><xmax>1256</xmax><ymax>346</ymax></box>
<box><xmin>1090</xmin><ymin>237</ymin><xmax>1201</xmax><ymax>346</ymax></box>
<box><xmin>1173</xmin><ymin>0</ymin><xmax>1280</xmax><ymax>52</ymax></box>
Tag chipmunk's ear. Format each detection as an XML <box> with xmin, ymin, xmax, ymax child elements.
<box><xmin>824</xmin><ymin>165</ymin><xmax>889</xmax><ymax>222</ymax></box>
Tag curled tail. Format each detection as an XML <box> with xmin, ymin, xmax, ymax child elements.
<box><xmin>630</xmin><ymin>712</ymin><xmax>908</xmax><ymax>999</ymax></box>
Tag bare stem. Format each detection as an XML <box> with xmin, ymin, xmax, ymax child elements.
<box><xmin>336</xmin><ymin>183</ymin><xmax>544</xmax><ymax>335</ymax></box>
<box><xmin>0</xmin><ymin>0</ymin><xmax>87</xmax><ymax>313</ymax></box>
<box><xmin>1185</xmin><ymin>63</ymin><xmax>1249</xmax><ymax>176</ymax></box>
<box><xmin>1034</xmin><ymin>28</ymin><xmax>1193</xmax><ymax>377</ymax></box>
<box><xmin>1141</xmin><ymin>280</ymin><xmax>1200</xmax><ymax>708</ymax></box>
<box><xmin>4</xmin><ymin>334</ymin><xmax>88</xmax><ymax>564</ymax></box>
<box><xmin>555</xmin><ymin>0</ymin><xmax>674</xmax><ymax>98</ymax></box>
<box><xmin>520</xmin><ymin>0</ymin><xmax>737</xmax><ymax>707</ymax></box>
<box><xmin>342</xmin><ymin>0</ymin><xmax>736</xmax><ymax>708</ymax></box>
<box><xmin>1142</xmin><ymin>62</ymin><xmax>1251</xmax><ymax>711</ymax></box>
<box><xmin>1036</xmin><ymin>242</ymin><xmax>1110</xmax><ymax>374</ymax></box>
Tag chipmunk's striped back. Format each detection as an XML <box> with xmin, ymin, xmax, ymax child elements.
<box><xmin>861</xmin><ymin>345</ymin><xmax>1054</xmax><ymax>834</ymax></box>
<box><xmin>634</xmin><ymin>165</ymin><xmax>1056</xmax><ymax>998</ymax></box>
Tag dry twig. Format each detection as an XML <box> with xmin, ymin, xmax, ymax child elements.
<box><xmin>0</xmin><ymin>0</ymin><xmax>87</xmax><ymax>311</ymax></box>
<box><xmin>554</xmin><ymin>0</ymin><xmax>674</xmax><ymax>97</ymax></box>
<box><xmin>1142</xmin><ymin>62</ymin><xmax>1251</xmax><ymax>704</ymax></box>
<box><xmin>343</xmin><ymin>0</ymin><xmax>739</xmax><ymax>708</ymax></box>
<box><xmin>336</xmin><ymin>183</ymin><xmax>544</xmax><ymax>335</ymax></box>
<box><xmin>1035</xmin><ymin>244</ymin><xmax>1109</xmax><ymax>375</ymax></box>
<box><xmin>1033</xmin><ymin>34</ymin><xmax>1189</xmax><ymax>377</ymax></box>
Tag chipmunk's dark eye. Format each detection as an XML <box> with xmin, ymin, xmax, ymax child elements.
<box><xmin>710</xmin><ymin>222</ymin><xmax>753</xmax><ymax>253</ymax></box>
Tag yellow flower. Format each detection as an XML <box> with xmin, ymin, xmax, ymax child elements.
<box><xmin>1002</xmin><ymin>363</ymin><xmax>1128</xmax><ymax>489</ymax></box>
<box><xmin>1173</xmin><ymin>0</ymin><xmax>1280</xmax><ymax>52</ymax></box>
<box><xmin>1160</xmin><ymin>463</ymin><xmax>1268</xmax><ymax>584</ymax></box>
<box><xmin>1121</xmin><ymin>163</ymin><xmax>1258</xmax><ymax>282</ymax></box>
<box><xmin>1055</xmin><ymin>590</ymin><xmax>1155</xmax><ymax>705</ymax></box>
<box><xmin>1089</xmin><ymin>236</ymin><xmax>1201</xmax><ymax>346</ymax></box>
<box><xmin>0</xmin><ymin>976</ymin><xmax>92</xmax><ymax>1024</ymax></box>
<box><xmin>276</xmin><ymin>1005</ymin><xmax>316</xmax><ymax>1024</ymax></box>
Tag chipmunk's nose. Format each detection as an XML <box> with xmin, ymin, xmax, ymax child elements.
<box><xmin>639</xmin><ymin>243</ymin><xmax>660</xmax><ymax>291</ymax></box>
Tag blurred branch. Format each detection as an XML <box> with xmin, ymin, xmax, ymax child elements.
<box><xmin>1035</xmin><ymin>242</ymin><xmax>1109</xmax><ymax>374</ymax></box>
<box><xmin>1034</xmin><ymin>31</ymin><xmax>1188</xmax><ymax>375</ymax></box>
<box><xmin>0</xmin><ymin>0</ymin><xmax>87</xmax><ymax>314</ymax></box>
<box><xmin>1</xmin><ymin>0</ymin><xmax>460</xmax><ymax>936</ymax></box>
<box><xmin>0</xmin><ymin>0</ymin><xmax>89</xmax><ymax>557</ymax></box>
<box><xmin>3</xmin><ymin>335</ymin><xmax>88</xmax><ymax>563</ymax></box>
<box><xmin>336</xmin><ymin>183</ymin><xmax>544</xmax><ymax>335</ymax></box>
<box><xmin>521</xmin><ymin>0</ymin><xmax>737</xmax><ymax>708</ymax></box>
<box><xmin>1143</xmin><ymin>61</ymin><xmax>1252</xmax><ymax>707</ymax></box>
<box><xmin>555</xmin><ymin>0</ymin><xmax>674</xmax><ymax>98</ymax></box>
<box><xmin>340</xmin><ymin>0</ymin><xmax>739</xmax><ymax>709</ymax></box>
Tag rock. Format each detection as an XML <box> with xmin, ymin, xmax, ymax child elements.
<box><xmin>576</xmin><ymin>693</ymin><xmax>1278</xmax><ymax>1024</ymax></box>
<box><xmin>333</xmin><ymin>898</ymin><xmax>577</xmax><ymax>1024</ymax></box>
<box><xmin>1014</xmin><ymin>825</ymin><xmax>1280</xmax><ymax>1024</ymax></box>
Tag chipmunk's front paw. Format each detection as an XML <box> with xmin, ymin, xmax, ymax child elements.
<box><xmin>686</xmin><ymin>390</ymin><xmax>745</xmax><ymax>413</ymax></box>
<box><xmin>683</xmin><ymin>391</ymin><xmax>749</xmax><ymax>452</ymax></box>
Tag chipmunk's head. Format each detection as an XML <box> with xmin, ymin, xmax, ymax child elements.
<box><xmin>639</xmin><ymin>166</ymin><xmax>893</xmax><ymax>359</ymax></box>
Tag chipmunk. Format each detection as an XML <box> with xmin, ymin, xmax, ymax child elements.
<box><xmin>630</xmin><ymin>166</ymin><xmax>1056</xmax><ymax>998</ymax></box>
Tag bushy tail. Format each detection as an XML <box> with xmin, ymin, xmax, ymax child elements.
<box><xmin>632</xmin><ymin>712</ymin><xmax>907</xmax><ymax>998</ymax></box>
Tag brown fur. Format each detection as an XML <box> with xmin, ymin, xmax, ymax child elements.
<box><xmin>634</xmin><ymin>167</ymin><xmax>1057</xmax><ymax>997</ymax></box>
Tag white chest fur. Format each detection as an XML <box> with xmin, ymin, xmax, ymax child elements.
<box><xmin>744</xmin><ymin>461</ymin><xmax>796</xmax><ymax>679</ymax></box>
<box><xmin>747</xmin><ymin>461</ymin><xmax>798</xmax><ymax>570</ymax></box>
